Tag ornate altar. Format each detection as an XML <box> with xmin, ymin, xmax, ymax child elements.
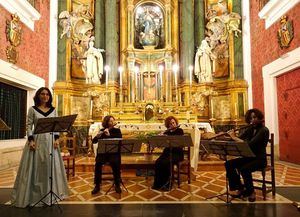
<box><xmin>53</xmin><ymin>0</ymin><xmax>248</xmax><ymax>131</ymax></box>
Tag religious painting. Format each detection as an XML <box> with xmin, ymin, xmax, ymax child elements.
<box><xmin>143</xmin><ymin>72</ymin><xmax>156</xmax><ymax>101</ymax></box>
<box><xmin>134</xmin><ymin>2</ymin><xmax>164</xmax><ymax>49</ymax></box>
<box><xmin>70</xmin><ymin>96</ymin><xmax>90</xmax><ymax>121</ymax></box>
<box><xmin>70</xmin><ymin>0</ymin><xmax>95</xmax><ymax>79</ymax></box>
<box><xmin>212</xmin><ymin>95</ymin><xmax>231</xmax><ymax>120</ymax></box>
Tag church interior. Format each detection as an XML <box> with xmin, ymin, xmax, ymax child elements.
<box><xmin>0</xmin><ymin>0</ymin><xmax>300</xmax><ymax>216</ymax></box>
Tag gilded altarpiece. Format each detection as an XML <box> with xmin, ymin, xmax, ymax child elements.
<box><xmin>54</xmin><ymin>0</ymin><xmax>248</xmax><ymax>132</ymax></box>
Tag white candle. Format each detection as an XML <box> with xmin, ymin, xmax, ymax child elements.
<box><xmin>118</xmin><ymin>66</ymin><xmax>123</xmax><ymax>87</ymax></box>
<box><xmin>173</xmin><ymin>64</ymin><xmax>178</xmax><ymax>88</ymax></box>
<box><xmin>189</xmin><ymin>66</ymin><xmax>193</xmax><ymax>87</ymax></box>
<box><xmin>159</xmin><ymin>65</ymin><xmax>163</xmax><ymax>87</ymax></box>
<box><xmin>104</xmin><ymin>65</ymin><xmax>110</xmax><ymax>91</ymax></box>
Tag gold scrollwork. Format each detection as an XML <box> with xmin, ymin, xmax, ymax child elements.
<box><xmin>5</xmin><ymin>14</ymin><xmax>22</xmax><ymax>64</ymax></box>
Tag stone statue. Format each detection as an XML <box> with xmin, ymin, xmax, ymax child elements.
<box><xmin>194</xmin><ymin>39</ymin><xmax>216</xmax><ymax>83</ymax></box>
<box><xmin>81</xmin><ymin>37</ymin><xmax>105</xmax><ymax>84</ymax></box>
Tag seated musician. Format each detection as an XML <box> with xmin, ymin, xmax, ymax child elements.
<box><xmin>152</xmin><ymin>116</ymin><xmax>184</xmax><ymax>190</ymax></box>
<box><xmin>91</xmin><ymin>115</ymin><xmax>122</xmax><ymax>194</ymax></box>
<box><xmin>225</xmin><ymin>108</ymin><xmax>269</xmax><ymax>202</ymax></box>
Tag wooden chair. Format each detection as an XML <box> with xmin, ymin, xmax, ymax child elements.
<box><xmin>61</xmin><ymin>135</ymin><xmax>76</xmax><ymax>180</ymax></box>
<box><xmin>172</xmin><ymin>146</ymin><xmax>191</xmax><ymax>187</ymax></box>
<box><xmin>253</xmin><ymin>133</ymin><xmax>276</xmax><ymax>200</ymax></box>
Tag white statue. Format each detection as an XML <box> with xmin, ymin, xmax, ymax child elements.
<box><xmin>194</xmin><ymin>39</ymin><xmax>216</xmax><ymax>83</ymax></box>
<box><xmin>81</xmin><ymin>37</ymin><xmax>105</xmax><ymax>84</ymax></box>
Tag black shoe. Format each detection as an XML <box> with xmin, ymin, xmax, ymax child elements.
<box><xmin>247</xmin><ymin>192</ymin><xmax>256</xmax><ymax>202</ymax></box>
<box><xmin>91</xmin><ymin>185</ymin><xmax>100</xmax><ymax>194</ymax></box>
<box><xmin>115</xmin><ymin>184</ymin><xmax>122</xmax><ymax>194</ymax></box>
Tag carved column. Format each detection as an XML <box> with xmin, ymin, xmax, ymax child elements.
<box><xmin>195</xmin><ymin>0</ymin><xmax>205</xmax><ymax>48</ymax></box>
<box><xmin>94</xmin><ymin>0</ymin><xmax>105</xmax><ymax>49</ymax></box>
<box><xmin>180</xmin><ymin>0</ymin><xmax>194</xmax><ymax>83</ymax></box>
<box><xmin>105</xmin><ymin>0</ymin><xmax>119</xmax><ymax>82</ymax></box>
<box><xmin>127</xmin><ymin>0</ymin><xmax>134</xmax><ymax>49</ymax></box>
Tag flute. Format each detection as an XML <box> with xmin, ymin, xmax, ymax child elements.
<box><xmin>208</xmin><ymin>124</ymin><xmax>253</xmax><ymax>140</ymax></box>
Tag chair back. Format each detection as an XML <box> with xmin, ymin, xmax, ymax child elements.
<box><xmin>267</xmin><ymin>133</ymin><xmax>274</xmax><ymax>167</ymax></box>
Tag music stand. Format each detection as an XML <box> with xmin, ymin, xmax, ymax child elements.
<box><xmin>97</xmin><ymin>138</ymin><xmax>141</xmax><ymax>194</ymax></box>
<box><xmin>148</xmin><ymin>135</ymin><xmax>193</xmax><ymax>191</ymax></box>
<box><xmin>201</xmin><ymin>139</ymin><xmax>255</xmax><ymax>204</ymax></box>
<box><xmin>0</xmin><ymin>118</ymin><xmax>11</xmax><ymax>131</ymax></box>
<box><xmin>30</xmin><ymin>114</ymin><xmax>77</xmax><ymax>209</ymax></box>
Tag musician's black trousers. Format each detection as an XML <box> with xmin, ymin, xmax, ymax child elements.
<box><xmin>153</xmin><ymin>147</ymin><xmax>184</xmax><ymax>188</ymax></box>
<box><xmin>94</xmin><ymin>153</ymin><xmax>121</xmax><ymax>186</ymax></box>
<box><xmin>225</xmin><ymin>157</ymin><xmax>266</xmax><ymax>194</ymax></box>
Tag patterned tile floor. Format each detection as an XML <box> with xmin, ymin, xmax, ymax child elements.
<box><xmin>1</xmin><ymin>159</ymin><xmax>300</xmax><ymax>204</ymax></box>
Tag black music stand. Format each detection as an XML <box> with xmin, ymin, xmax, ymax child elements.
<box><xmin>201</xmin><ymin>140</ymin><xmax>255</xmax><ymax>204</ymax></box>
<box><xmin>0</xmin><ymin>118</ymin><xmax>11</xmax><ymax>131</ymax></box>
<box><xmin>30</xmin><ymin>114</ymin><xmax>77</xmax><ymax>209</ymax></box>
<box><xmin>97</xmin><ymin>138</ymin><xmax>141</xmax><ymax>194</ymax></box>
<box><xmin>148</xmin><ymin>135</ymin><xmax>193</xmax><ymax>191</ymax></box>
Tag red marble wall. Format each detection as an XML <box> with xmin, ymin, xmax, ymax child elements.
<box><xmin>0</xmin><ymin>0</ymin><xmax>50</xmax><ymax>86</ymax></box>
<box><xmin>250</xmin><ymin>2</ymin><xmax>300</xmax><ymax>110</ymax></box>
<box><xmin>250</xmin><ymin>2</ymin><xmax>300</xmax><ymax>163</ymax></box>
<box><xmin>276</xmin><ymin>68</ymin><xmax>300</xmax><ymax>164</ymax></box>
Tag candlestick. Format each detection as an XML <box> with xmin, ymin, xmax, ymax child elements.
<box><xmin>104</xmin><ymin>65</ymin><xmax>110</xmax><ymax>91</ymax></box>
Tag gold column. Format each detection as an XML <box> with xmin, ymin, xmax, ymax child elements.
<box><xmin>165</xmin><ymin>0</ymin><xmax>172</xmax><ymax>49</ymax></box>
<box><xmin>127</xmin><ymin>0</ymin><xmax>134</xmax><ymax>49</ymax></box>
<box><xmin>120</xmin><ymin>0</ymin><xmax>127</xmax><ymax>101</ymax></box>
<box><xmin>172</xmin><ymin>0</ymin><xmax>179</xmax><ymax>62</ymax></box>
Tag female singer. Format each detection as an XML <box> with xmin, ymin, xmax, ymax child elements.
<box><xmin>11</xmin><ymin>87</ymin><xmax>69</xmax><ymax>208</ymax></box>
<box><xmin>152</xmin><ymin>116</ymin><xmax>184</xmax><ymax>190</ymax></box>
<box><xmin>91</xmin><ymin>115</ymin><xmax>122</xmax><ymax>194</ymax></box>
<box><xmin>225</xmin><ymin>108</ymin><xmax>269</xmax><ymax>202</ymax></box>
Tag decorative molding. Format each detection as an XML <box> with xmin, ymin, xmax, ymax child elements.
<box><xmin>49</xmin><ymin>0</ymin><xmax>58</xmax><ymax>90</ymax></box>
<box><xmin>0</xmin><ymin>59</ymin><xmax>45</xmax><ymax>90</ymax></box>
<box><xmin>258</xmin><ymin>0</ymin><xmax>300</xmax><ymax>29</ymax></box>
<box><xmin>0</xmin><ymin>0</ymin><xmax>41</xmax><ymax>31</ymax></box>
<box><xmin>242</xmin><ymin>0</ymin><xmax>253</xmax><ymax>109</ymax></box>
<box><xmin>262</xmin><ymin>46</ymin><xmax>300</xmax><ymax>146</ymax></box>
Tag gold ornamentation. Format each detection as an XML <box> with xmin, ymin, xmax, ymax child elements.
<box><xmin>6</xmin><ymin>46</ymin><xmax>18</xmax><ymax>64</ymax></box>
<box><xmin>6</xmin><ymin>14</ymin><xmax>22</xmax><ymax>64</ymax></box>
<box><xmin>277</xmin><ymin>16</ymin><xmax>294</xmax><ymax>49</ymax></box>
